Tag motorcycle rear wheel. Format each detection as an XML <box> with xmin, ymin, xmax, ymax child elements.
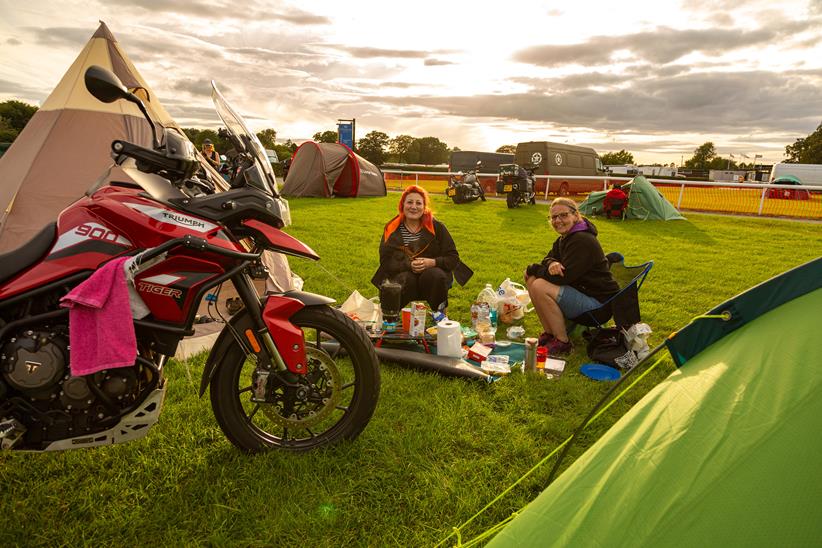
<box><xmin>506</xmin><ymin>192</ymin><xmax>518</xmax><ymax>208</ymax></box>
<box><xmin>210</xmin><ymin>306</ymin><xmax>380</xmax><ymax>452</ymax></box>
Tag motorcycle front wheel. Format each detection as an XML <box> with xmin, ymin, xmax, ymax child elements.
<box><xmin>210</xmin><ymin>305</ymin><xmax>380</xmax><ymax>452</ymax></box>
<box><xmin>506</xmin><ymin>192</ymin><xmax>518</xmax><ymax>208</ymax></box>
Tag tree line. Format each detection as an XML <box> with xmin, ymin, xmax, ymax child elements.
<box><xmin>4</xmin><ymin>98</ymin><xmax>822</xmax><ymax>168</ymax></box>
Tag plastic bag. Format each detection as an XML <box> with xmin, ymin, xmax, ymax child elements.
<box><xmin>496</xmin><ymin>278</ymin><xmax>532</xmax><ymax>324</ymax></box>
<box><xmin>340</xmin><ymin>290</ymin><xmax>382</xmax><ymax>330</ymax></box>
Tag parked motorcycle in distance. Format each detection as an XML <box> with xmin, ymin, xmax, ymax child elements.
<box><xmin>497</xmin><ymin>163</ymin><xmax>537</xmax><ymax>208</ymax></box>
<box><xmin>446</xmin><ymin>161</ymin><xmax>486</xmax><ymax>204</ymax></box>
<box><xmin>0</xmin><ymin>66</ymin><xmax>380</xmax><ymax>453</ymax></box>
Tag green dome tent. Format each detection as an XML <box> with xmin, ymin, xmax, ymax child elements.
<box><xmin>488</xmin><ymin>257</ymin><xmax>822</xmax><ymax>547</ymax></box>
<box><xmin>578</xmin><ymin>175</ymin><xmax>685</xmax><ymax>220</ymax></box>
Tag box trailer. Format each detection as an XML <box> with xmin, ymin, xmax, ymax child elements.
<box><xmin>769</xmin><ymin>163</ymin><xmax>822</xmax><ymax>186</ymax></box>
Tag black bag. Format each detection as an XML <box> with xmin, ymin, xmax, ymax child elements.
<box><xmin>584</xmin><ymin>328</ymin><xmax>637</xmax><ymax>369</ymax></box>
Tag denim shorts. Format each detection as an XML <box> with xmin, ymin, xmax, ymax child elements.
<box><xmin>556</xmin><ymin>285</ymin><xmax>603</xmax><ymax>318</ymax></box>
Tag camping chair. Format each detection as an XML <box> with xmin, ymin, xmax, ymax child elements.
<box><xmin>569</xmin><ymin>254</ymin><xmax>653</xmax><ymax>331</ymax></box>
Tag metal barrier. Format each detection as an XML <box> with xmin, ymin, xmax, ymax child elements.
<box><xmin>382</xmin><ymin>170</ymin><xmax>822</xmax><ymax>220</ymax></box>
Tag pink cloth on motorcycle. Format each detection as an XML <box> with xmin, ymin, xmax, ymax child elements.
<box><xmin>60</xmin><ymin>256</ymin><xmax>137</xmax><ymax>376</ymax></box>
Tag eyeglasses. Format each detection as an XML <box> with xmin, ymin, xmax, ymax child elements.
<box><xmin>550</xmin><ymin>210</ymin><xmax>575</xmax><ymax>222</ymax></box>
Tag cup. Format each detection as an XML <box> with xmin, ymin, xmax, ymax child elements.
<box><xmin>401</xmin><ymin>308</ymin><xmax>412</xmax><ymax>332</ymax></box>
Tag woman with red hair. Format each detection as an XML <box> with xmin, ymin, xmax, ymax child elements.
<box><xmin>371</xmin><ymin>186</ymin><xmax>468</xmax><ymax>313</ymax></box>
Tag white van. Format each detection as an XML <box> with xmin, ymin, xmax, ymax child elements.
<box><xmin>769</xmin><ymin>163</ymin><xmax>822</xmax><ymax>186</ymax></box>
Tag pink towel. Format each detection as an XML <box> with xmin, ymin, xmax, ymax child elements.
<box><xmin>60</xmin><ymin>256</ymin><xmax>137</xmax><ymax>376</ymax></box>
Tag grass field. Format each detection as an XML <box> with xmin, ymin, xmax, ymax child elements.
<box><xmin>1</xmin><ymin>196</ymin><xmax>821</xmax><ymax>547</ymax></box>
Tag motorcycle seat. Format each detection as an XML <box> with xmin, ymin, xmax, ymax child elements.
<box><xmin>0</xmin><ymin>222</ymin><xmax>57</xmax><ymax>286</ymax></box>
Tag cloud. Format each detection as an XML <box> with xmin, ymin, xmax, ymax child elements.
<box><xmin>24</xmin><ymin>26</ymin><xmax>93</xmax><ymax>48</ymax></box>
<box><xmin>513</xmin><ymin>21</ymin><xmax>822</xmax><ymax>67</ymax></box>
<box><xmin>6</xmin><ymin>38</ymin><xmax>21</xmax><ymax>45</ymax></box>
<box><xmin>424</xmin><ymin>59</ymin><xmax>454</xmax><ymax>66</ymax></box>
<box><xmin>367</xmin><ymin>69</ymin><xmax>822</xmax><ymax>136</ymax></box>
<box><xmin>103</xmin><ymin>0</ymin><xmax>330</xmax><ymax>24</ymax></box>
<box><xmin>336</xmin><ymin>46</ymin><xmax>430</xmax><ymax>59</ymax></box>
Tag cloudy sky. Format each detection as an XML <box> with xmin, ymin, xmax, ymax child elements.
<box><xmin>2</xmin><ymin>0</ymin><xmax>822</xmax><ymax>164</ymax></box>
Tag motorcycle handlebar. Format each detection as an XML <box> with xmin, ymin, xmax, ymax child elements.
<box><xmin>134</xmin><ymin>235</ymin><xmax>260</xmax><ymax>265</ymax></box>
<box><xmin>111</xmin><ymin>140</ymin><xmax>191</xmax><ymax>179</ymax></box>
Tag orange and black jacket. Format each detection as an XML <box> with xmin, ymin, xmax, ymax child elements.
<box><xmin>371</xmin><ymin>216</ymin><xmax>460</xmax><ymax>288</ymax></box>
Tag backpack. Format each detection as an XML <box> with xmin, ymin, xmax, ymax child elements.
<box><xmin>584</xmin><ymin>328</ymin><xmax>638</xmax><ymax>370</ymax></box>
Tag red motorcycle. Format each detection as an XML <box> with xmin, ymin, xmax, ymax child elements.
<box><xmin>0</xmin><ymin>66</ymin><xmax>380</xmax><ymax>453</ymax></box>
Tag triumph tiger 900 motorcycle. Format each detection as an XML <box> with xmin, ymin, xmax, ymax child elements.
<box><xmin>497</xmin><ymin>163</ymin><xmax>537</xmax><ymax>208</ymax></box>
<box><xmin>0</xmin><ymin>66</ymin><xmax>380</xmax><ymax>453</ymax></box>
<box><xmin>446</xmin><ymin>161</ymin><xmax>486</xmax><ymax>204</ymax></box>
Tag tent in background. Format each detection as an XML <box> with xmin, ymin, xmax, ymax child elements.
<box><xmin>578</xmin><ymin>175</ymin><xmax>685</xmax><ymax>220</ymax></box>
<box><xmin>488</xmin><ymin>258</ymin><xmax>822</xmax><ymax>547</ymax></box>
<box><xmin>281</xmin><ymin>141</ymin><xmax>386</xmax><ymax>197</ymax></box>
<box><xmin>0</xmin><ymin>22</ymin><xmax>182</xmax><ymax>252</ymax></box>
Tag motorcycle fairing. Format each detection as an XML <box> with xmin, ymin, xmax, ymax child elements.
<box><xmin>0</xmin><ymin>187</ymin><xmax>241</xmax><ymax>302</ymax></box>
<box><xmin>134</xmin><ymin>256</ymin><xmax>225</xmax><ymax>323</ymax></box>
<box><xmin>241</xmin><ymin>219</ymin><xmax>319</xmax><ymax>260</ymax></box>
<box><xmin>261</xmin><ymin>295</ymin><xmax>307</xmax><ymax>374</ymax></box>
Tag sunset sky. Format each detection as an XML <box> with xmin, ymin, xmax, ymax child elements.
<box><xmin>2</xmin><ymin>0</ymin><xmax>822</xmax><ymax>164</ymax></box>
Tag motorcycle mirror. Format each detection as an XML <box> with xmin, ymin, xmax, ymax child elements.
<box><xmin>84</xmin><ymin>65</ymin><xmax>159</xmax><ymax>150</ymax></box>
<box><xmin>85</xmin><ymin>65</ymin><xmax>137</xmax><ymax>104</ymax></box>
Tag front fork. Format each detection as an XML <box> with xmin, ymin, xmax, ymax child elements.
<box><xmin>231</xmin><ymin>272</ymin><xmax>307</xmax><ymax>376</ymax></box>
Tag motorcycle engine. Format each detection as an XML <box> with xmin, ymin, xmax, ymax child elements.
<box><xmin>0</xmin><ymin>326</ymin><xmax>145</xmax><ymax>447</ymax></box>
<box><xmin>2</xmin><ymin>329</ymin><xmax>68</xmax><ymax>399</ymax></box>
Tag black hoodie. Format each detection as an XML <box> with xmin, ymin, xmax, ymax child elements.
<box><xmin>538</xmin><ymin>218</ymin><xmax>619</xmax><ymax>302</ymax></box>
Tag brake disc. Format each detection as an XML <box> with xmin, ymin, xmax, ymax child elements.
<box><xmin>261</xmin><ymin>346</ymin><xmax>343</xmax><ymax>430</ymax></box>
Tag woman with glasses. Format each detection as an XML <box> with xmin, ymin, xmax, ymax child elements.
<box><xmin>524</xmin><ymin>197</ymin><xmax>619</xmax><ymax>355</ymax></box>
<box><xmin>371</xmin><ymin>185</ymin><xmax>471</xmax><ymax>316</ymax></box>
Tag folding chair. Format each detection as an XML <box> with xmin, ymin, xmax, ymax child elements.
<box><xmin>569</xmin><ymin>255</ymin><xmax>653</xmax><ymax>331</ymax></box>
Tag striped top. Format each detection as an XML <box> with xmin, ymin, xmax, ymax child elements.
<box><xmin>399</xmin><ymin>223</ymin><xmax>423</xmax><ymax>248</ymax></box>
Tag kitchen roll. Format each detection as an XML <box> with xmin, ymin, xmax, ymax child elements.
<box><xmin>436</xmin><ymin>320</ymin><xmax>462</xmax><ymax>358</ymax></box>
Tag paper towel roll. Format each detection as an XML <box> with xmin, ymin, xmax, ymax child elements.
<box><xmin>437</xmin><ymin>320</ymin><xmax>462</xmax><ymax>358</ymax></box>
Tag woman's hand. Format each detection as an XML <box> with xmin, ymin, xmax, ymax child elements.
<box><xmin>411</xmin><ymin>257</ymin><xmax>434</xmax><ymax>273</ymax></box>
<box><xmin>548</xmin><ymin>261</ymin><xmax>565</xmax><ymax>276</ymax></box>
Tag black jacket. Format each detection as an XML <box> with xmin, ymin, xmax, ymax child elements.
<box><xmin>535</xmin><ymin>219</ymin><xmax>619</xmax><ymax>302</ymax></box>
<box><xmin>371</xmin><ymin>218</ymin><xmax>461</xmax><ymax>288</ymax></box>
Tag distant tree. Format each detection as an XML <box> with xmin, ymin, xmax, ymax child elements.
<box><xmin>600</xmin><ymin>149</ymin><xmax>635</xmax><ymax>165</ymax></box>
<box><xmin>451</xmin><ymin>146</ymin><xmax>461</xmax><ymax>152</ymax></box>
<box><xmin>313</xmin><ymin>130</ymin><xmax>338</xmax><ymax>143</ymax></box>
<box><xmin>784</xmin><ymin>122</ymin><xmax>822</xmax><ymax>163</ymax></box>
<box><xmin>416</xmin><ymin>136</ymin><xmax>449</xmax><ymax>165</ymax></box>
<box><xmin>357</xmin><ymin>131</ymin><xmax>390</xmax><ymax>165</ymax></box>
<box><xmin>496</xmin><ymin>145</ymin><xmax>516</xmax><ymax>154</ymax></box>
<box><xmin>684</xmin><ymin>142</ymin><xmax>717</xmax><ymax>169</ymax></box>
<box><xmin>256</xmin><ymin>128</ymin><xmax>277</xmax><ymax>150</ymax></box>
<box><xmin>182</xmin><ymin>127</ymin><xmax>231</xmax><ymax>156</ymax></box>
<box><xmin>0</xmin><ymin>117</ymin><xmax>16</xmax><ymax>142</ymax></box>
<box><xmin>388</xmin><ymin>134</ymin><xmax>416</xmax><ymax>163</ymax></box>
<box><xmin>0</xmin><ymin>100</ymin><xmax>38</xmax><ymax>136</ymax></box>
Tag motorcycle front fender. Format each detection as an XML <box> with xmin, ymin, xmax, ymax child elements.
<box><xmin>198</xmin><ymin>290</ymin><xmax>336</xmax><ymax>397</ymax></box>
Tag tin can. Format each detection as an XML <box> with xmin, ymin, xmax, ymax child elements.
<box><xmin>524</xmin><ymin>337</ymin><xmax>538</xmax><ymax>372</ymax></box>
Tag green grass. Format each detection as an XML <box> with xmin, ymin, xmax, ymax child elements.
<box><xmin>1</xmin><ymin>195</ymin><xmax>821</xmax><ymax>547</ymax></box>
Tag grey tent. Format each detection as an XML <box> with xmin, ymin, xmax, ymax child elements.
<box><xmin>578</xmin><ymin>175</ymin><xmax>685</xmax><ymax>220</ymax></box>
<box><xmin>281</xmin><ymin>142</ymin><xmax>386</xmax><ymax>197</ymax></box>
<box><xmin>0</xmin><ymin>22</ymin><xmax>190</xmax><ymax>252</ymax></box>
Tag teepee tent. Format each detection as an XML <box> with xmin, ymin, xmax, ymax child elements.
<box><xmin>281</xmin><ymin>141</ymin><xmax>386</xmax><ymax>197</ymax></box>
<box><xmin>578</xmin><ymin>175</ymin><xmax>685</xmax><ymax>220</ymax></box>
<box><xmin>489</xmin><ymin>257</ymin><xmax>822</xmax><ymax>547</ymax></box>
<box><xmin>0</xmin><ymin>22</ymin><xmax>180</xmax><ymax>252</ymax></box>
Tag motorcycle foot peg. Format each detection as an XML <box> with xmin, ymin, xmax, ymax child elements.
<box><xmin>0</xmin><ymin>418</ymin><xmax>26</xmax><ymax>450</ymax></box>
